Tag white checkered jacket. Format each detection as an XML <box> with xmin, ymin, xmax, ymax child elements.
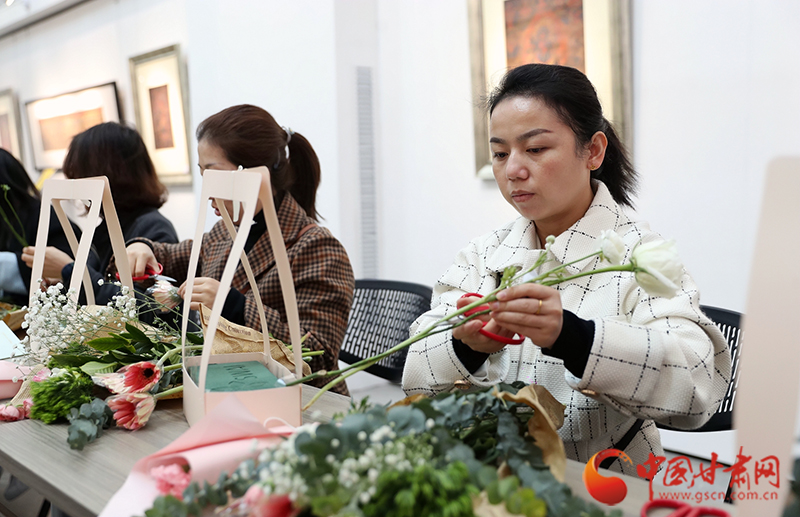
<box><xmin>402</xmin><ymin>182</ymin><xmax>731</xmax><ymax>473</ymax></box>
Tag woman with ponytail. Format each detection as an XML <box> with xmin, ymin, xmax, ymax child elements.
<box><xmin>403</xmin><ymin>64</ymin><xmax>729</xmax><ymax>472</ymax></box>
<box><xmin>125</xmin><ymin>105</ymin><xmax>354</xmax><ymax>395</ymax></box>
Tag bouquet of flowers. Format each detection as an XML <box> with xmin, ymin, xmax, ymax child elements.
<box><xmin>143</xmin><ymin>383</ymin><xmax>621</xmax><ymax>517</ymax></box>
<box><xmin>0</xmin><ymin>281</ymin><xmax>192</xmax><ymax>448</ymax></box>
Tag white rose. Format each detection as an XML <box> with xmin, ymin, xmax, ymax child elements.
<box><xmin>631</xmin><ymin>239</ymin><xmax>683</xmax><ymax>298</ymax></box>
<box><xmin>597</xmin><ymin>230</ymin><xmax>626</xmax><ymax>265</ymax></box>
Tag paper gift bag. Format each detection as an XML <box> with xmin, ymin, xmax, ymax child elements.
<box><xmin>28</xmin><ymin>177</ymin><xmax>134</xmax><ymax>306</ymax></box>
<box><xmin>181</xmin><ymin>167</ymin><xmax>304</xmax><ymax>427</ymax></box>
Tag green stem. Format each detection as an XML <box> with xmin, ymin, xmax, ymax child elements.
<box><xmin>154</xmin><ymin>385</ymin><xmax>183</xmax><ymax>399</ymax></box>
<box><xmin>0</xmin><ymin>203</ymin><xmax>27</xmax><ymax>248</ymax></box>
<box><xmin>539</xmin><ymin>264</ymin><xmax>636</xmax><ymax>286</ymax></box>
<box><xmin>295</xmin><ymin>249</ymin><xmax>632</xmax><ymax>410</ymax></box>
<box><xmin>301</xmin><ymin>350</ymin><xmax>324</xmax><ymax>358</ymax></box>
<box><xmin>155</xmin><ymin>345</ymin><xmax>203</xmax><ymax>369</ymax></box>
<box><xmin>5</xmin><ymin>188</ymin><xmax>27</xmax><ymax>247</ymax></box>
<box><xmin>163</xmin><ymin>363</ymin><xmax>183</xmax><ymax>372</ymax></box>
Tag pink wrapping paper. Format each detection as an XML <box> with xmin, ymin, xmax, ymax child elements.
<box><xmin>100</xmin><ymin>395</ymin><xmax>295</xmax><ymax>517</ymax></box>
<box><xmin>0</xmin><ymin>361</ymin><xmax>31</xmax><ymax>400</ymax></box>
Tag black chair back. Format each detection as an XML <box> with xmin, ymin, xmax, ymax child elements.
<box><xmin>339</xmin><ymin>279</ymin><xmax>433</xmax><ymax>383</ymax></box>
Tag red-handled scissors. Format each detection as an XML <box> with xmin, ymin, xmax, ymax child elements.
<box><xmin>458</xmin><ymin>292</ymin><xmax>524</xmax><ymax>345</ymax></box>
<box><xmin>641</xmin><ymin>499</ymin><xmax>730</xmax><ymax>517</ymax></box>
<box><xmin>115</xmin><ymin>263</ymin><xmax>175</xmax><ymax>283</ymax></box>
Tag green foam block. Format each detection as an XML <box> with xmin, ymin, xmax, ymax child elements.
<box><xmin>196</xmin><ymin>361</ymin><xmax>284</xmax><ymax>392</ymax></box>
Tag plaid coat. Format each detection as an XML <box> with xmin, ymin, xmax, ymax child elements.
<box><xmin>403</xmin><ymin>182</ymin><xmax>730</xmax><ymax>473</ymax></box>
<box><xmin>147</xmin><ymin>194</ymin><xmax>354</xmax><ymax>395</ymax></box>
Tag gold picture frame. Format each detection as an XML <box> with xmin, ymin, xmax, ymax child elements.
<box><xmin>0</xmin><ymin>89</ymin><xmax>23</xmax><ymax>163</ymax></box>
<box><xmin>24</xmin><ymin>82</ymin><xmax>121</xmax><ymax>171</ymax></box>
<box><xmin>130</xmin><ymin>45</ymin><xmax>192</xmax><ymax>185</ymax></box>
<box><xmin>468</xmin><ymin>0</ymin><xmax>632</xmax><ymax>179</ymax></box>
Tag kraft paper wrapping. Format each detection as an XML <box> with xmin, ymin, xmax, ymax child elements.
<box><xmin>199</xmin><ymin>305</ymin><xmax>311</xmax><ymax>377</ymax></box>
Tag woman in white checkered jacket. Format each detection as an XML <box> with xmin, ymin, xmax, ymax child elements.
<box><xmin>402</xmin><ymin>64</ymin><xmax>731</xmax><ymax>474</ymax></box>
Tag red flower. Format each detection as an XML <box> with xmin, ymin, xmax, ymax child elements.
<box><xmin>107</xmin><ymin>392</ymin><xmax>156</xmax><ymax>430</ymax></box>
<box><xmin>243</xmin><ymin>487</ymin><xmax>300</xmax><ymax>517</ymax></box>
<box><xmin>94</xmin><ymin>361</ymin><xmax>161</xmax><ymax>394</ymax></box>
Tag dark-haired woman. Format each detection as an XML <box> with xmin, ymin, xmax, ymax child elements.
<box><xmin>125</xmin><ymin>105</ymin><xmax>355</xmax><ymax>395</ymax></box>
<box><xmin>21</xmin><ymin>122</ymin><xmax>178</xmax><ymax>304</ymax></box>
<box><xmin>402</xmin><ymin>64</ymin><xmax>730</xmax><ymax>472</ymax></box>
<box><xmin>0</xmin><ymin>150</ymin><xmax>78</xmax><ymax>305</ymax></box>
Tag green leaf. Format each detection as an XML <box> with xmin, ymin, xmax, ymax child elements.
<box><xmin>86</xmin><ymin>336</ymin><xmax>130</xmax><ymax>351</ymax></box>
<box><xmin>80</xmin><ymin>361</ymin><xmax>120</xmax><ymax>376</ymax></box>
<box><xmin>125</xmin><ymin>323</ymin><xmax>153</xmax><ymax>344</ymax></box>
<box><xmin>49</xmin><ymin>354</ymin><xmax>96</xmax><ymax>367</ymax></box>
<box><xmin>186</xmin><ymin>332</ymin><xmax>204</xmax><ymax>345</ymax></box>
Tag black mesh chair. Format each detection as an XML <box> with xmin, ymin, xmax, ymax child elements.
<box><xmin>338</xmin><ymin>279</ymin><xmax>433</xmax><ymax>383</ymax></box>
<box><xmin>657</xmin><ymin>305</ymin><xmax>743</xmax><ymax>433</ymax></box>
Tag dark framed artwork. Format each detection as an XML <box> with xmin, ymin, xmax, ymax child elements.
<box><xmin>24</xmin><ymin>82</ymin><xmax>121</xmax><ymax>170</ymax></box>
<box><xmin>468</xmin><ymin>0</ymin><xmax>632</xmax><ymax>178</ymax></box>
<box><xmin>130</xmin><ymin>45</ymin><xmax>191</xmax><ymax>185</ymax></box>
<box><xmin>0</xmin><ymin>89</ymin><xmax>23</xmax><ymax>163</ymax></box>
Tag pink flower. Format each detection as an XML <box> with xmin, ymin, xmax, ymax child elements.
<box><xmin>0</xmin><ymin>399</ymin><xmax>32</xmax><ymax>421</ymax></box>
<box><xmin>32</xmin><ymin>369</ymin><xmax>51</xmax><ymax>382</ymax></box>
<box><xmin>150</xmin><ymin>463</ymin><xmax>191</xmax><ymax>499</ymax></box>
<box><xmin>243</xmin><ymin>487</ymin><xmax>299</xmax><ymax>517</ymax></box>
<box><xmin>148</xmin><ymin>280</ymin><xmax>182</xmax><ymax>311</ymax></box>
<box><xmin>94</xmin><ymin>362</ymin><xmax>161</xmax><ymax>394</ymax></box>
<box><xmin>107</xmin><ymin>392</ymin><xmax>156</xmax><ymax>430</ymax></box>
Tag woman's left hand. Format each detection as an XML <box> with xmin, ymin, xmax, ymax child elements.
<box><xmin>178</xmin><ymin>277</ymin><xmax>222</xmax><ymax>311</ymax></box>
<box><xmin>20</xmin><ymin>246</ymin><xmax>74</xmax><ymax>280</ymax></box>
<box><xmin>488</xmin><ymin>283</ymin><xmax>563</xmax><ymax>349</ymax></box>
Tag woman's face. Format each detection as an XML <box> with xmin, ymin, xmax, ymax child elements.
<box><xmin>198</xmin><ymin>138</ymin><xmax>262</xmax><ymax>222</ymax></box>
<box><xmin>489</xmin><ymin>96</ymin><xmax>604</xmax><ymax>239</ymax></box>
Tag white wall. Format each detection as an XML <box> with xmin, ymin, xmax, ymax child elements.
<box><xmin>0</xmin><ymin>0</ymin><xmax>196</xmax><ymax>239</ymax></box>
<box><xmin>183</xmin><ymin>0</ymin><xmax>342</xmax><ymax>239</ymax></box>
<box><xmin>632</xmin><ymin>0</ymin><xmax>800</xmax><ymax>314</ymax></box>
<box><xmin>375</xmin><ymin>0</ymin><xmax>518</xmax><ymax>284</ymax></box>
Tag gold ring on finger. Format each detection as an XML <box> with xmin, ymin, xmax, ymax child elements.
<box><xmin>535</xmin><ymin>298</ymin><xmax>542</xmax><ymax>315</ymax></box>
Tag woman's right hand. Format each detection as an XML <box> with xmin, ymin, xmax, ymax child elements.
<box><xmin>451</xmin><ymin>295</ymin><xmax>513</xmax><ymax>354</ymax></box>
<box><xmin>126</xmin><ymin>242</ymin><xmax>159</xmax><ymax>278</ymax></box>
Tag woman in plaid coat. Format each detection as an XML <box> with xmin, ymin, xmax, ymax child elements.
<box><xmin>126</xmin><ymin>105</ymin><xmax>354</xmax><ymax>395</ymax></box>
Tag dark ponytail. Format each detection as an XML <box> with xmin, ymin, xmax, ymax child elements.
<box><xmin>196</xmin><ymin>105</ymin><xmax>321</xmax><ymax>220</ymax></box>
<box><xmin>276</xmin><ymin>130</ymin><xmax>321</xmax><ymax>221</ymax></box>
<box><xmin>487</xmin><ymin>64</ymin><xmax>638</xmax><ymax>207</ymax></box>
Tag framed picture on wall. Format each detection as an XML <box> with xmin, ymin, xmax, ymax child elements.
<box><xmin>129</xmin><ymin>45</ymin><xmax>191</xmax><ymax>185</ymax></box>
<box><xmin>468</xmin><ymin>0</ymin><xmax>632</xmax><ymax>178</ymax></box>
<box><xmin>25</xmin><ymin>82</ymin><xmax>121</xmax><ymax>171</ymax></box>
<box><xmin>0</xmin><ymin>89</ymin><xmax>24</xmax><ymax>163</ymax></box>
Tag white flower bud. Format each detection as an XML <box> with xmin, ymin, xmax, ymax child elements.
<box><xmin>631</xmin><ymin>239</ymin><xmax>683</xmax><ymax>298</ymax></box>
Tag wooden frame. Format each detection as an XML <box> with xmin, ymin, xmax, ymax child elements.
<box><xmin>468</xmin><ymin>0</ymin><xmax>632</xmax><ymax>179</ymax></box>
<box><xmin>129</xmin><ymin>45</ymin><xmax>192</xmax><ymax>185</ymax></box>
<box><xmin>0</xmin><ymin>89</ymin><xmax>23</xmax><ymax>163</ymax></box>
<box><xmin>24</xmin><ymin>82</ymin><xmax>121</xmax><ymax>171</ymax></box>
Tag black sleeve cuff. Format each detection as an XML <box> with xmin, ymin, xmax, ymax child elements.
<box><xmin>452</xmin><ymin>337</ymin><xmax>490</xmax><ymax>374</ymax></box>
<box><xmin>541</xmin><ymin>310</ymin><xmax>595</xmax><ymax>378</ymax></box>
<box><xmin>221</xmin><ymin>288</ymin><xmax>247</xmax><ymax>325</ymax></box>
